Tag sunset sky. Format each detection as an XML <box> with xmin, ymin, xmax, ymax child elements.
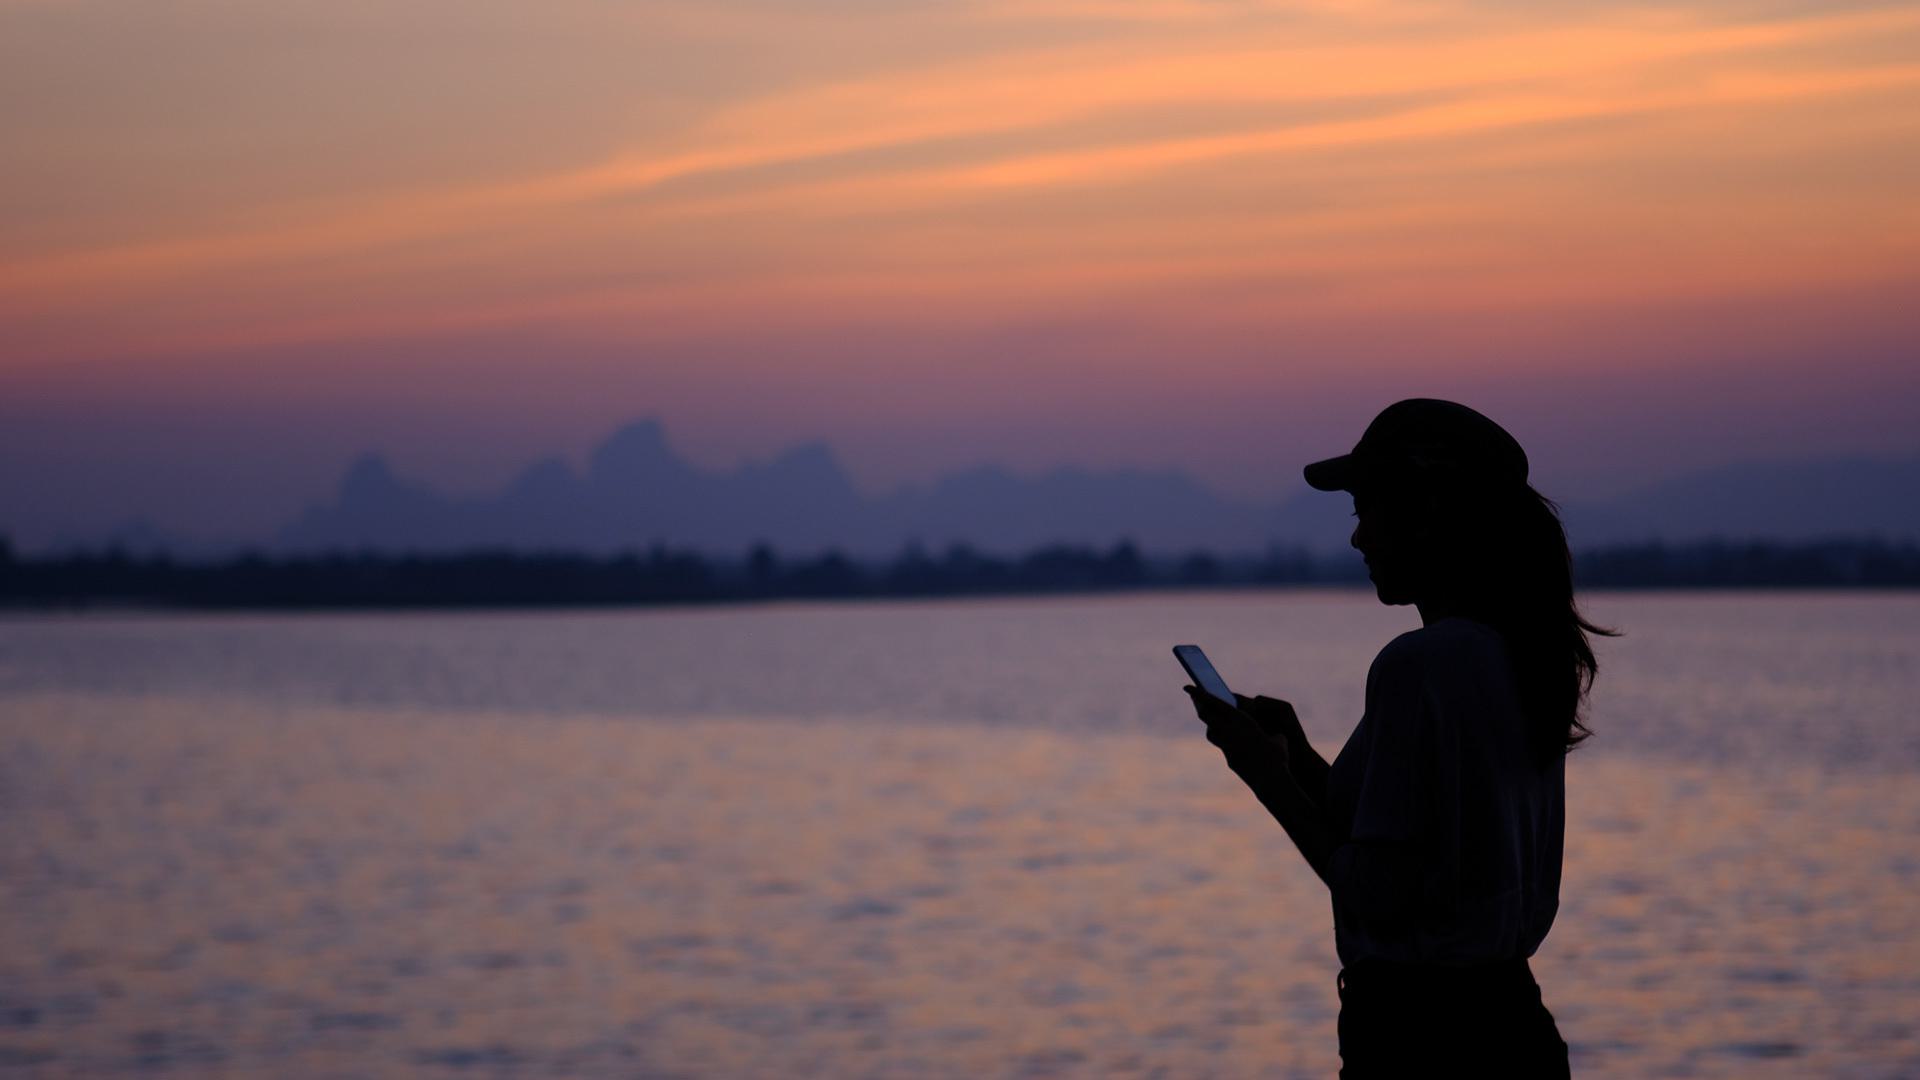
<box><xmin>3</xmin><ymin>0</ymin><xmax>1917</xmax><ymax>547</ymax></box>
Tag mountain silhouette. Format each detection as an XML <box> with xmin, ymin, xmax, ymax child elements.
<box><xmin>1557</xmin><ymin>456</ymin><xmax>1920</xmax><ymax>544</ymax></box>
<box><xmin>275</xmin><ymin>418</ymin><xmax>1283</xmax><ymax>555</ymax></box>
<box><xmin>226</xmin><ymin>422</ymin><xmax>1920</xmax><ymax>557</ymax></box>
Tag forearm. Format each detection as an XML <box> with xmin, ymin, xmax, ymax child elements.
<box><xmin>1285</xmin><ymin>735</ymin><xmax>1331</xmax><ymax>806</ymax></box>
<box><xmin>1237</xmin><ymin>697</ymin><xmax>1330</xmax><ymax>803</ymax></box>
<box><xmin>1232</xmin><ymin>759</ymin><xmax>1339</xmax><ymax>886</ymax></box>
<box><xmin>1251</xmin><ymin>777</ymin><xmax>1424</xmax><ymax>921</ymax></box>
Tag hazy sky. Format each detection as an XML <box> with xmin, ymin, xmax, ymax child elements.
<box><xmin>3</xmin><ymin>0</ymin><xmax>1917</xmax><ymax>547</ymax></box>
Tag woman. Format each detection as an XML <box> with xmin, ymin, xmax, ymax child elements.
<box><xmin>1184</xmin><ymin>399</ymin><xmax>1611</xmax><ymax>1078</ymax></box>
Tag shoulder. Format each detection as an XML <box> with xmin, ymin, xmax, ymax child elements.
<box><xmin>1367</xmin><ymin>618</ymin><xmax>1497</xmax><ymax>668</ymax></box>
<box><xmin>1367</xmin><ymin>619</ymin><xmax>1507</xmax><ymax>687</ymax></box>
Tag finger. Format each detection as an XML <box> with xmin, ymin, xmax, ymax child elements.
<box><xmin>1203</xmin><ymin>709</ymin><xmax>1253</xmax><ymax>737</ymax></box>
<box><xmin>1186</xmin><ymin>687</ymin><xmax>1232</xmax><ymax>717</ymax></box>
<box><xmin>1190</xmin><ymin>689</ymin><xmax>1235</xmax><ymax>714</ymax></box>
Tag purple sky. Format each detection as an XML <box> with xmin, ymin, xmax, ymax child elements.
<box><xmin>4</xmin><ymin>0</ymin><xmax>1918</xmax><ymax>549</ymax></box>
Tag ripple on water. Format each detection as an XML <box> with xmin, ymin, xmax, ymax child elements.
<box><xmin>707</xmin><ymin>1001</ymin><xmax>795</xmax><ymax>1037</ymax></box>
<box><xmin>1712</xmin><ymin>1040</ymin><xmax>1803</xmax><ymax>1060</ymax></box>
<box><xmin>1725</xmin><ymin>965</ymin><xmax>1806</xmax><ymax>985</ymax></box>
<box><xmin>0</xmin><ymin>1046</ymin><xmax>58</xmax><ymax>1067</ymax></box>
<box><xmin>804</xmin><ymin>999</ymin><xmax>889</xmax><ymax>1028</ymax></box>
<box><xmin>827</xmin><ymin>896</ymin><xmax>903</xmax><ymax>920</ymax></box>
<box><xmin>410</xmin><ymin>1044</ymin><xmax>526</xmax><ymax>1069</ymax></box>
<box><xmin>456</xmin><ymin>950</ymin><xmax>526</xmax><ymax>971</ymax></box>
<box><xmin>1011</xmin><ymin>1046</ymin><xmax>1089</xmax><ymax>1077</ymax></box>
<box><xmin>126</xmin><ymin>1029</ymin><xmax>226</xmax><ymax>1070</ymax></box>
<box><xmin>309</xmin><ymin>1010</ymin><xmax>403</xmax><ymax>1033</ymax></box>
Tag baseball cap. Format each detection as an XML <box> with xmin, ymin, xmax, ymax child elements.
<box><xmin>1303</xmin><ymin>398</ymin><xmax>1528</xmax><ymax>493</ymax></box>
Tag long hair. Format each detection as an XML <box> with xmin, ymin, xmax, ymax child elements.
<box><xmin>1427</xmin><ymin>481</ymin><xmax>1616</xmax><ymax>761</ymax></box>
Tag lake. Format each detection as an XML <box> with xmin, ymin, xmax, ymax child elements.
<box><xmin>2</xmin><ymin>589</ymin><xmax>1917</xmax><ymax>1077</ymax></box>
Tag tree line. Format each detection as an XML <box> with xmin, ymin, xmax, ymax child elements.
<box><xmin>1</xmin><ymin>535</ymin><xmax>1915</xmax><ymax>610</ymax></box>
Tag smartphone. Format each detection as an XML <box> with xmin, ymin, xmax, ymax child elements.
<box><xmin>1173</xmin><ymin>644</ymin><xmax>1237</xmax><ymax>708</ymax></box>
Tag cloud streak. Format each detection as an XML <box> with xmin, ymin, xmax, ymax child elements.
<box><xmin>5</xmin><ymin>1</ymin><xmax>1918</xmax><ymax>351</ymax></box>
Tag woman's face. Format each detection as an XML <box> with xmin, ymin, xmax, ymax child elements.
<box><xmin>1350</xmin><ymin>487</ymin><xmax>1431</xmax><ymax>606</ymax></box>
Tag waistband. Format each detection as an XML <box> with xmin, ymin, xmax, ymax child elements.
<box><xmin>1337</xmin><ymin>957</ymin><xmax>1537</xmax><ymax>995</ymax></box>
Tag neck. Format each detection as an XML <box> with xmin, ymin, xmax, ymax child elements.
<box><xmin>1416</xmin><ymin>591</ymin><xmax>1467</xmax><ymax>627</ymax></box>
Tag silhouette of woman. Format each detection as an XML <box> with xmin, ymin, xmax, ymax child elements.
<box><xmin>1184</xmin><ymin>399</ymin><xmax>1611</xmax><ymax>1078</ymax></box>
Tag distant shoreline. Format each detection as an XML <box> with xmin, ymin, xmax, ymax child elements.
<box><xmin>3</xmin><ymin>537</ymin><xmax>1917</xmax><ymax>611</ymax></box>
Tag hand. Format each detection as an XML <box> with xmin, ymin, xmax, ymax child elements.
<box><xmin>1184</xmin><ymin>685</ymin><xmax>1290</xmax><ymax>779</ymax></box>
<box><xmin>1234</xmin><ymin>694</ymin><xmax>1306</xmax><ymax>746</ymax></box>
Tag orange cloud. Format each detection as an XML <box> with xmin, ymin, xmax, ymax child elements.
<box><xmin>2</xmin><ymin>0</ymin><xmax>1917</xmax><ymax>366</ymax></box>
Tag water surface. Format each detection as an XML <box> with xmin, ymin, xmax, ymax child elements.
<box><xmin>2</xmin><ymin>590</ymin><xmax>1916</xmax><ymax>1076</ymax></box>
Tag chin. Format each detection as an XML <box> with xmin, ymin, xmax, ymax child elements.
<box><xmin>1369</xmin><ymin>574</ymin><xmax>1416</xmax><ymax>606</ymax></box>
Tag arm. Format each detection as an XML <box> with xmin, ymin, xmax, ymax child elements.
<box><xmin>1186</xmin><ymin>642</ymin><xmax>1447</xmax><ymax>921</ymax></box>
<box><xmin>1235</xmin><ymin>694</ymin><xmax>1330</xmax><ymax>806</ymax></box>
<box><xmin>1241</xmin><ymin>759</ymin><xmax>1341</xmax><ymax>886</ymax></box>
<box><xmin>1186</xmin><ymin>688</ymin><xmax>1340</xmax><ymax>884</ymax></box>
<box><xmin>1228</xmin><ymin>730</ymin><xmax>1425</xmax><ymax>910</ymax></box>
<box><xmin>1234</xmin><ymin>756</ymin><xmax>1423</xmax><ymax>911</ymax></box>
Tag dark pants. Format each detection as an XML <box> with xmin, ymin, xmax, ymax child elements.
<box><xmin>1336</xmin><ymin>958</ymin><xmax>1569</xmax><ymax>1078</ymax></box>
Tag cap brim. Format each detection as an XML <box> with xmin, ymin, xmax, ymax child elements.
<box><xmin>1303</xmin><ymin>455</ymin><xmax>1357</xmax><ymax>492</ymax></box>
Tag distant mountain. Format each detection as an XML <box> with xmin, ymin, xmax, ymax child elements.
<box><xmin>276</xmin><ymin>419</ymin><xmax>1285</xmax><ymax>556</ymax></box>
<box><xmin>1559</xmin><ymin>456</ymin><xmax>1920</xmax><ymax>545</ymax></box>
<box><xmin>242</xmin><ymin>424</ymin><xmax>1920</xmax><ymax>557</ymax></box>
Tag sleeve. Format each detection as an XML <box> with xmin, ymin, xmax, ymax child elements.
<box><xmin>1326</xmin><ymin>640</ymin><xmax>1463</xmax><ymax>936</ymax></box>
